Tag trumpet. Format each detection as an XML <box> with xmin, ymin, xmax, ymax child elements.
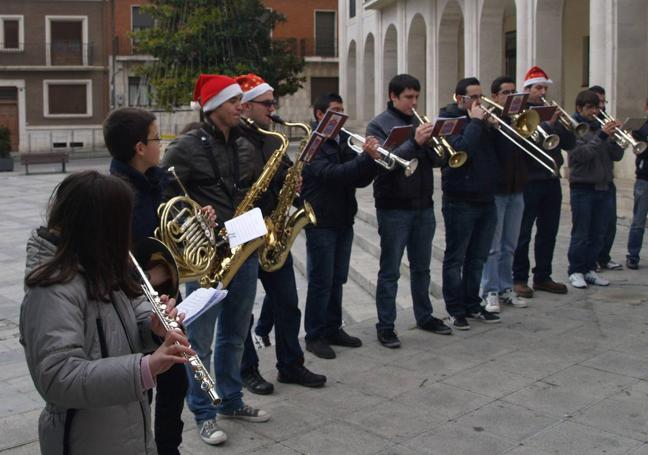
<box><xmin>344</xmin><ymin>129</ymin><xmax>419</xmax><ymax>177</ymax></box>
<box><xmin>473</xmin><ymin>96</ymin><xmax>559</xmax><ymax>176</ymax></box>
<box><xmin>411</xmin><ymin>108</ymin><xmax>468</xmax><ymax>168</ymax></box>
<box><xmin>530</xmin><ymin>125</ymin><xmax>561</xmax><ymax>150</ymax></box>
<box><xmin>541</xmin><ymin>96</ymin><xmax>589</xmax><ymax>138</ymax></box>
<box><xmin>129</xmin><ymin>240</ymin><xmax>220</xmax><ymax>405</ymax></box>
<box><xmin>595</xmin><ymin>111</ymin><xmax>647</xmax><ymax>155</ymax></box>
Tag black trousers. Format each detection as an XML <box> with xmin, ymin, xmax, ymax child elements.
<box><xmin>154</xmin><ymin>362</ymin><xmax>188</xmax><ymax>455</ymax></box>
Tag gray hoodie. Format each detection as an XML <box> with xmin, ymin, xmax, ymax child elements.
<box><xmin>19</xmin><ymin>229</ymin><xmax>158</xmax><ymax>455</ymax></box>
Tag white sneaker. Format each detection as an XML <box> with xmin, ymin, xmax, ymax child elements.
<box><xmin>199</xmin><ymin>418</ymin><xmax>227</xmax><ymax>445</ymax></box>
<box><xmin>483</xmin><ymin>292</ymin><xmax>501</xmax><ymax>313</ymax></box>
<box><xmin>569</xmin><ymin>273</ymin><xmax>588</xmax><ymax>289</ymax></box>
<box><xmin>585</xmin><ymin>270</ymin><xmax>610</xmax><ymax>286</ymax></box>
<box><xmin>500</xmin><ymin>289</ymin><xmax>527</xmax><ymax>308</ymax></box>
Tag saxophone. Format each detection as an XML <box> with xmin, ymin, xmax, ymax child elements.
<box><xmin>259</xmin><ymin>115</ymin><xmax>317</xmax><ymax>272</ymax></box>
<box><xmin>200</xmin><ymin>118</ymin><xmax>290</xmax><ymax>288</ymax></box>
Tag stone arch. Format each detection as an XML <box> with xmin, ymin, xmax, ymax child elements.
<box><xmin>347</xmin><ymin>40</ymin><xmax>357</xmax><ymax>119</ymax></box>
<box><xmin>407</xmin><ymin>14</ymin><xmax>427</xmax><ymax>112</ymax></box>
<box><xmin>437</xmin><ymin>0</ymin><xmax>464</xmax><ymax>108</ymax></box>
<box><xmin>479</xmin><ymin>0</ymin><xmax>516</xmax><ymax>88</ymax></box>
<box><xmin>363</xmin><ymin>33</ymin><xmax>376</xmax><ymax>120</ymax></box>
<box><xmin>383</xmin><ymin>24</ymin><xmax>398</xmax><ymax>99</ymax></box>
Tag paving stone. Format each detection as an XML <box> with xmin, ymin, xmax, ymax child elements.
<box><xmin>574</xmin><ymin>395</ymin><xmax>648</xmax><ymax>441</ymax></box>
<box><xmin>0</xmin><ymin>410</ymin><xmax>40</xmax><ymax>451</ymax></box>
<box><xmin>397</xmin><ymin>382</ymin><xmax>494</xmax><ymax>419</ymax></box>
<box><xmin>404</xmin><ymin>424</ymin><xmax>517</xmax><ymax>455</ymax></box>
<box><xmin>282</xmin><ymin>420</ymin><xmax>391</xmax><ymax>455</ymax></box>
<box><xmin>441</xmin><ymin>362</ymin><xmax>538</xmax><ymax>399</ymax></box>
<box><xmin>580</xmin><ymin>350</ymin><xmax>648</xmax><ymax>379</ymax></box>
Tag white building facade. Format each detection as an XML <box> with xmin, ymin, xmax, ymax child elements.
<box><xmin>339</xmin><ymin>0</ymin><xmax>648</xmax><ymax>178</ymax></box>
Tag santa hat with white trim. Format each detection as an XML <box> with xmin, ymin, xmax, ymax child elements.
<box><xmin>236</xmin><ymin>73</ymin><xmax>274</xmax><ymax>103</ymax></box>
<box><xmin>190</xmin><ymin>74</ymin><xmax>243</xmax><ymax>113</ymax></box>
<box><xmin>523</xmin><ymin>66</ymin><xmax>553</xmax><ymax>88</ymax></box>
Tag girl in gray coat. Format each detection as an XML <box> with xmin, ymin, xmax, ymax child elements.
<box><xmin>19</xmin><ymin>171</ymin><xmax>194</xmax><ymax>455</ymax></box>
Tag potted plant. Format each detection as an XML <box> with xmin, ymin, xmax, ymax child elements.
<box><xmin>0</xmin><ymin>126</ymin><xmax>13</xmax><ymax>172</ymax></box>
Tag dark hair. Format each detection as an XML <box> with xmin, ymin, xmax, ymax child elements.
<box><xmin>388</xmin><ymin>74</ymin><xmax>421</xmax><ymax>98</ymax></box>
<box><xmin>313</xmin><ymin>92</ymin><xmax>343</xmax><ymax>120</ymax></box>
<box><xmin>455</xmin><ymin>77</ymin><xmax>481</xmax><ymax>96</ymax></box>
<box><xmin>25</xmin><ymin>171</ymin><xmax>140</xmax><ymax>300</ymax></box>
<box><xmin>179</xmin><ymin>122</ymin><xmax>202</xmax><ymax>135</ymax></box>
<box><xmin>588</xmin><ymin>85</ymin><xmax>606</xmax><ymax>96</ymax></box>
<box><xmin>575</xmin><ymin>90</ymin><xmax>601</xmax><ymax>109</ymax></box>
<box><xmin>491</xmin><ymin>76</ymin><xmax>515</xmax><ymax>95</ymax></box>
<box><xmin>103</xmin><ymin>108</ymin><xmax>157</xmax><ymax>162</ymax></box>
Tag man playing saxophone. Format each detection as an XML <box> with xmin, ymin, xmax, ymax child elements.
<box><xmin>162</xmin><ymin>74</ymin><xmax>270</xmax><ymax>448</ymax></box>
<box><xmin>236</xmin><ymin>74</ymin><xmax>326</xmax><ymax>392</ymax></box>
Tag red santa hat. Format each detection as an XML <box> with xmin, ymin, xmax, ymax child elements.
<box><xmin>236</xmin><ymin>73</ymin><xmax>274</xmax><ymax>103</ymax></box>
<box><xmin>523</xmin><ymin>66</ymin><xmax>553</xmax><ymax>88</ymax></box>
<box><xmin>190</xmin><ymin>74</ymin><xmax>243</xmax><ymax>112</ymax></box>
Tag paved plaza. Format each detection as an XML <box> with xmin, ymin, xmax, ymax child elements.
<box><xmin>1</xmin><ymin>157</ymin><xmax>648</xmax><ymax>454</ymax></box>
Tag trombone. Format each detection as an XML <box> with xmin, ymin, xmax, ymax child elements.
<box><xmin>541</xmin><ymin>96</ymin><xmax>589</xmax><ymax>138</ymax></box>
<box><xmin>411</xmin><ymin>108</ymin><xmax>468</xmax><ymax>168</ymax></box>
<box><xmin>473</xmin><ymin>96</ymin><xmax>559</xmax><ymax>176</ymax></box>
<box><xmin>343</xmin><ymin>129</ymin><xmax>419</xmax><ymax>177</ymax></box>
<box><xmin>595</xmin><ymin>111</ymin><xmax>647</xmax><ymax>155</ymax></box>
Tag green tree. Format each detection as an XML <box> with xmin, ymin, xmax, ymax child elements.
<box><xmin>132</xmin><ymin>0</ymin><xmax>305</xmax><ymax>108</ymax></box>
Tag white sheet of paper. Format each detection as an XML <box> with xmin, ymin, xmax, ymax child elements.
<box><xmin>176</xmin><ymin>287</ymin><xmax>228</xmax><ymax>326</ymax></box>
<box><xmin>224</xmin><ymin>207</ymin><xmax>267</xmax><ymax>248</ymax></box>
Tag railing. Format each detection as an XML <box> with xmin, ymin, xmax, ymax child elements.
<box><xmin>281</xmin><ymin>37</ymin><xmax>338</xmax><ymax>59</ymax></box>
<box><xmin>0</xmin><ymin>42</ymin><xmax>97</xmax><ymax>66</ymax></box>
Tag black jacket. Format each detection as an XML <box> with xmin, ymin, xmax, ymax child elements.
<box><xmin>439</xmin><ymin>103</ymin><xmax>499</xmax><ymax>203</ymax></box>
<box><xmin>161</xmin><ymin>121</ymin><xmax>264</xmax><ymax>222</ymax></box>
<box><xmin>493</xmin><ymin>117</ymin><xmax>528</xmax><ymax>194</ymax></box>
<box><xmin>366</xmin><ymin>102</ymin><xmax>443</xmax><ymax>210</ymax></box>
<box><xmin>633</xmin><ymin>122</ymin><xmax>648</xmax><ymax>181</ymax></box>
<box><xmin>525</xmin><ymin>101</ymin><xmax>573</xmax><ymax>182</ymax></box>
<box><xmin>300</xmin><ymin>137</ymin><xmax>377</xmax><ymax>228</ymax></box>
<box><xmin>109</xmin><ymin>158</ymin><xmax>167</xmax><ymax>244</ymax></box>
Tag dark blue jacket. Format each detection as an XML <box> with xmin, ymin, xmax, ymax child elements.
<box><xmin>366</xmin><ymin>102</ymin><xmax>443</xmax><ymax>210</ymax></box>
<box><xmin>301</xmin><ymin>136</ymin><xmax>377</xmax><ymax>228</ymax></box>
<box><xmin>633</xmin><ymin>121</ymin><xmax>648</xmax><ymax>181</ymax></box>
<box><xmin>439</xmin><ymin>103</ymin><xmax>499</xmax><ymax>203</ymax></box>
<box><xmin>109</xmin><ymin>159</ymin><xmax>168</xmax><ymax>244</ymax></box>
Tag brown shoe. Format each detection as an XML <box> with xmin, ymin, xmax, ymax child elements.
<box><xmin>513</xmin><ymin>282</ymin><xmax>534</xmax><ymax>298</ymax></box>
<box><xmin>533</xmin><ymin>279</ymin><xmax>568</xmax><ymax>294</ymax></box>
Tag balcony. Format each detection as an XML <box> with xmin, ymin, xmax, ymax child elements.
<box><xmin>0</xmin><ymin>42</ymin><xmax>99</xmax><ymax>69</ymax></box>
<box><xmin>282</xmin><ymin>37</ymin><xmax>338</xmax><ymax>61</ymax></box>
<box><xmin>363</xmin><ymin>0</ymin><xmax>398</xmax><ymax>10</ymax></box>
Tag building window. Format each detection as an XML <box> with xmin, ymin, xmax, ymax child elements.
<box><xmin>44</xmin><ymin>80</ymin><xmax>92</xmax><ymax>117</ymax></box>
<box><xmin>128</xmin><ymin>77</ymin><xmax>152</xmax><ymax>107</ymax></box>
<box><xmin>46</xmin><ymin>16</ymin><xmax>89</xmax><ymax>65</ymax></box>
<box><xmin>505</xmin><ymin>31</ymin><xmax>516</xmax><ymax>79</ymax></box>
<box><xmin>349</xmin><ymin>0</ymin><xmax>356</xmax><ymax>18</ymax></box>
<box><xmin>315</xmin><ymin>11</ymin><xmax>336</xmax><ymax>57</ymax></box>
<box><xmin>310</xmin><ymin>77</ymin><xmax>339</xmax><ymax>106</ymax></box>
<box><xmin>0</xmin><ymin>15</ymin><xmax>24</xmax><ymax>51</ymax></box>
<box><xmin>131</xmin><ymin>6</ymin><xmax>154</xmax><ymax>52</ymax></box>
<box><xmin>582</xmin><ymin>36</ymin><xmax>590</xmax><ymax>87</ymax></box>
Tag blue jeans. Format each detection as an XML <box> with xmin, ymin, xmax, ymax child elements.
<box><xmin>241</xmin><ymin>254</ymin><xmax>304</xmax><ymax>372</ymax></box>
<box><xmin>627</xmin><ymin>179</ymin><xmax>648</xmax><ymax>262</ymax></box>
<box><xmin>184</xmin><ymin>253</ymin><xmax>258</xmax><ymax>424</ymax></box>
<box><xmin>442</xmin><ymin>200</ymin><xmax>497</xmax><ymax>317</ymax></box>
<box><xmin>513</xmin><ymin>179</ymin><xmax>562</xmax><ymax>284</ymax></box>
<box><xmin>597</xmin><ymin>182</ymin><xmax>617</xmax><ymax>265</ymax></box>
<box><xmin>567</xmin><ymin>187</ymin><xmax>613</xmax><ymax>275</ymax></box>
<box><xmin>375</xmin><ymin>207</ymin><xmax>436</xmax><ymax>331</ymax></box>
<box><xmin>305</xmin><ymin>226</ymin><xmax>353</xmax><ymax>341</ymax></box>
<box><xmin>254</xmin><ymin>293</ymin><xmax>274</xmax><ymax>337</ymax></box>
<box><xmin>481</xmin><ymin>193</ymin><xmax>524</xmax><ymax>294</ymax></box>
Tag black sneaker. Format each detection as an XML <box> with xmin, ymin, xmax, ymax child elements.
<box><xmin>306</xmin><ymin>339</ymin><xmax>336</xmax><ymax>359</ymax></box>
<box><xmin>451</xmin><ymin>316</ymin><xmax>470</xmax><ymax>330</ymax></box>
<box><xmin>627</xmin><ymin>257</ymin><xmax>639</xmax><ymax>270</ymax></box>
<box><xmin>418</xmin><ymin>316</ymin><xmax>452</xmax><ymax>335</ymax></box>
<box><xmin>277</xmin><ymin>365</ymin><xmax>327</xmax><ymax>388</ymax></box>
<box><xmin>327</xmin><ymin>328</ymin><xmax>362</xmax><ymax>347</ymax></box>
<box><xmin>377</xmin><ymin>329</ymin><xmax>401</xmax><ymax>348</ymax></box>
<box><xmin>241</xmin><ymin>368</ymin><xmax>274</xmax><ymax>395</ymax></box>
<box><xmin>467</xmin><ymin>308</ymin><xmax>501</xmax><ymax>324</ymax></box>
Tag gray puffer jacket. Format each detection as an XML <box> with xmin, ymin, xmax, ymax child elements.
<box><xmin>19</xmin><ymin>229</ymin><xmax>159</xmax><ymax>455</ymax></box>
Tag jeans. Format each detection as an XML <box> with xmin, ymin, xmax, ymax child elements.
<box><xmin>513</xmin><ymin>179</ymin><xmax>562</xmax><ymax>284</ymax></box>
<box><xmin>155</xmin><ymin>363</ymin><xmax>188</xmax><ymax>455</ymax></box>
<box><xmin>254</xmin><ymin>294</ymin><xmax>275</xmax><ymax>337</ymax></box>
<box><xmin>567</xmin><ymin>187</ymin><xmax>613</xmax><ymax>274</ymax></box>
<box><xmin>481</xmin><ymin>193</ymin><xmax>525</xmax><ymax>294</ymax></box>
<box><xmin>184</xmin><ymin>253</ymin><xmax>258</xmax><ymax>424</ymax></box>
<box><xmin>375</xmin><ymin>207</ymin><xmax>436</xmax><ymax>331</ymax></box>
<box><xmin>442</xmin><ymin>200</ymin><xmax>497</xmax><ymax>317</ymax></box>
<box><xmin>305</xmin><ymin>226</ymin><xmax>353</xmax><ymax>341</ymax></box>
<box><xmin>627</xmin><ymin>179</ymin><xmax>648</xmax><ymax>262</ymax></box>
<box><xmin>597</xmin><ymin>182</ymin><xmax>617</xmax><ymax>265</ymax></box>
<box><xmin>240</xmin><ymin>254</ymin><xmax>304</xmax><ymax>372</ymax></box>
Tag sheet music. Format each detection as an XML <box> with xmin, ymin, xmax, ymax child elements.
<box><xmin>224</xmin><ymin>207</ymin><xmax>268</xmax><ymax>248</ymax></box>
<box><xmin>176</xmin><ymin>287</ymin><xmax>228</xmax><ymax>326</ymax></box>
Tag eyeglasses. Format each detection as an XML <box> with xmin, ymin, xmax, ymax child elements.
<box><xmin>144</xmin><ymin>137</ymin><xmax>162</xmax><ymax>143</ymax></box>
<box><xmin>250</xmin><ymin>100</ymin><xmax>278</xmax><ymax>108</ymax></box>
<box><xmin>461</xmin><ymin>95</ymin><xmax>481</xmax><ymax>101</ymax></box>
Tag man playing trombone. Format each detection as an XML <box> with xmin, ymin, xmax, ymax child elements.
<box><xmin>367</xmin><ymin>74</ymin><xmax>452</xmax><ymax>349</ymax></box>
<box><xmin>513</xmin><ymin>66</ymin><xmax>576</xmax><ymax>298</ymax></box>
